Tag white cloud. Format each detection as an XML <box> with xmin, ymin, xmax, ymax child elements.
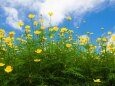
<box><xmin>0</xmin><ymin>0</ymin><xmax>114</xmax><ymax>30</ymax></box>
<box><xmin>3</xmin><ymin>7</ymin><xmax>22</xmax><ymax>30</ymax></box>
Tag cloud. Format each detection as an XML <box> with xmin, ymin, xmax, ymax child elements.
<box><xmin>3</xmin><ymin>7</ymin><xmax>22</xmax><ymax>30</ymax></box>
<box><xmin>0</xmin><ymin>0</ymin><xmax>114</xmax><ymax>30</ymax></box>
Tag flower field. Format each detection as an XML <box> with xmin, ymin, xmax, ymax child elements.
<box><xmin>0</xmin><ymin>13</ymin><xmax>115</xmax><ymax>86</ymax></box>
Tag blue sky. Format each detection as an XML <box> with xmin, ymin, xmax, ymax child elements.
<box><xmin>0</xmin><ymin>0</ymin><xmax>115</xmax><ymax>42</ymax></box>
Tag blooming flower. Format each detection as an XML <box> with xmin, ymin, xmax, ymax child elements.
<box><xmin>0</xmin><ymin>63</ymin><xmax>5</xmax><ymax>67</ymax></box>
<box><xmin>4</xmin><ymin>66</ymin><xmax>13</xmax><ymax>73</ymax></box>
<box><xmin>34</xmin><ymin>30</ymin><xmax>41</xmax><ymax>35</ymax></box>
<box><xmin>34</xmin><ymin>59</ymin><xmax>41</xmax><ymax>62</ymax></box>
<box><xmin>28</xmin><ymin>14</ymin><xmax>35</xmax><ymax>19</ymax></box>
<box><xmin>18</xmin><ymin>21</ymin><xmax>24</xmax><ymax>27</ymax></box>
<box><xmin>66</xmin><ymin>16</ymin><xmax>72</xmax><ymax>21</ymax></box>
<box><xmin>40</xmin><ymin>26</ymin><xmax>45</xmax><ymax>30</ymax></box>
<box><xmin>108</xmin><ymin>32</ymin><xmax>112</xmax><ymax>35</ymax></box>
<box><xmin>48</xmin><ymin>12</ymin><xmax>54</xmax><ymax>16</ymax></box>
<box><xmin>25</xmin><ymin>25</ymin><xmax>30</xmax><ymax>29</ymax></box>
<box><xmin>9</xmin><ymin>31</ymin><xmax>15</xmax><ymax>37</ymax></box>
<box><xmin>112</xmin><ymin>35</ymin><xmax>115</xmax><ymax>41</ymax></box>
<box><xmin>35</xmin><ymin>49</ymin><xmax>42</xmax><ymax>54</ymax></box>
<box><xmin>60</xmin><ymin>28</ymin><xmax>68</xmax><ymax>33</ymax></box>
<box><xmin>33</xmin><ymin>21</ymin><xmax>38</xmax><ymax>26</ymax></box>
<box><xmin>93</xmin><ymin>79</ymin><xmax>101</xmax><ymax>83</ymax></box>
<box><xmin>66</xmin><ymin>44</ymin><xmax>72</xmax><ymax>48</ymax></box>
<box><xmin>53</xmin><ymin>26</ymin><xmax>58</xmax><ymax>31</ymax></box>
<box><xmin>40</xmin><ymin>19</ymin><xmax>45</xmax><ymax>23</ymax></box>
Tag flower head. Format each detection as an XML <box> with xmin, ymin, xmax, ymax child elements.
<box><xmin>66</xmin><ymin>44</ymin><xmax>72</xmax><ymax>48</ymax></box>
<box><xmin>66</xmin><ymin>16</ymin><xmax>72</xmax><ymax>21</ymax></box>
<box><xmin>93</xmin><ymin>79</ymin><xmax>101</xmax><ymax>83</ymax></box>
<box><xmin>28</xmin><ymin>14</ymin><xmax>35</xmax><ymax>19</ymax></box>
<box><xmin>4</xmin><ymin>66</ymin><xmax>13</xmax><ymax>73</ymax></box>
<box><xmin>0</xmin><ymin>63</ymin><xmax>5</xmax><ymax>67</ymax></box>
<box><xmin>18</xmin><ymin>21</ymin><xmax>24</xmax><ymax>27</ymax></box>
<box><xmin>48</xmin><ymin>12</ymin><xmax>54</xmax><ymax>16</ymax></box>
<box><xmin>34</xmin><ymin>59</ymin><xmax>41</xmax><ymax>62</ymax></box>
<box><xmin>35</xmin><ymin>49</ymin><xmax>42</xmax><ymax>54</ymax></box>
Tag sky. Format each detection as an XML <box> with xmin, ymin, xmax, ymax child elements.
<box><xmin>0</xmin><ymin>0</ymin><xmax>115</xmax><ymax>42</ymax></box>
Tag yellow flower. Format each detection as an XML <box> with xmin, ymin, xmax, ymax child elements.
<box><xmin>40</xmin><ymin>26</ymin><xmax>45</xmax><ymax>30</ymax></box>
<box><xmin>4</xmin><ymin>37</ymin><xmax>13</xmax><ymax>43</ymax></box>
<box><xmin>34</xmin><ymin>30</ymin><xmax>41</xmax><ymax>35</ymax></box>
<box><xmin>4</xmin><ymin>66</ymin><xmax>13</xmax><ymax>73</ymax></box>
<box><xmin>66</xmin><ymin>16</ymin><xmax>72</xmax><ymax>21</ymax></box>
<box><xmin>40</xmin><ymin>19</ymin><xmax>45</xmax><ymax>23</ymax></box>
<box><xmin>93</xmin><ymin>79</ymin><xmax>101</xmax><ymax>83</ymax></box>
<box><xmin>0</xmin><ymin>35</ymin><xmax>4</xmax><ymax>39</ymax></box>
<box><xmin>27</xmin><ymin>34</ymin><xmax>32</xmax><ymax>39</ymax></box>
<box><xmin>33</xmin><ymin>21</ymin><xmax>38</xmax><ymax>26</ymax></box>
<box><xmin>0</xmin><ymin>29</ymin><xmax>5</xmax><ymax>34</ymax></box>
<box><xmin>53</xmin><ymin>26</ymin><xmax>58</xmax><ymax>31</ymax></box>
<box><xmin>66</xmin><ymin>44</ymin><xmax>72</xmax><ymax>48</ymax></box>
<box><xmin>49</xmin><ymin>28</ymin><xmax>53</xmax><ymax>32</ymax></box>
<box><xmin>60</xmin><ymin>28</ymin><xmax>68</xmax><ymax>33</ymax></box>
<box><xmin>96</xmin><ymin>38</ymin><xmax>101</xmax><ymax>42</ymax></box>
<box><xmin>28</xmin><ymin>14</ymin><xmax>35</xmax><ymax>19</ymax></box>
<box><xmin>25</xmin><ymin>29</ymin><xmax>31</xmax><ymax>33</ymax></box>
<box><xmin>35</xmin><ymin>49</ymin><xmax>42</xmax><ymax>54</ymax></box>
<box><xmin>48</xmin><ymin>12</ymin><xmax>54</xmax><ymax>16</ymax></box>
<box><xmin>16</xmin><ymin>38</ymin><xmax>22</xmax><ymax>41</ymax></box>
<box><xmin>18</xmin><ymin>21</ymin><xmax>24</xmax><ymax>27</ymax></box>
<box><xmin>34</xmin><ymin>59</ymin><xmax>41</xmax><ymax>62</ymax></box>
<box><xmin>108</xmin><ymin>32</ymin><xmax>112</xmax><ymax>35</ymax></box>
<box><xmin>102</xmin><ymin>37</ymin><xmax>108</xmax><ymax>42</ymax></box>
<box><xmin>25</xmin><ymin>25</ymin><xmax>30</xmax><ymax>29</ymax></box>
<box><xmin>79</xmin><ymin>36</ymin><xmax>90</xmax><ymax>44</ymax></box>
<box><xmin>0</xmin><ymin>63</ymin><xmax>5</xmax><ymax>67</ymax></box>
<box><xmin>9</xmin><ymin>31</ymin><xmax>15</xmax><ymax>37</ymax></box>
<box><xmin>42</xmin><ymin>37</ymin><xmax>47</xmax><ymax>40</ymax></box>
<box><xmin>112</xmin><ymin>35</ymin><xmax>115</xmax><ymax>41</ymax></box>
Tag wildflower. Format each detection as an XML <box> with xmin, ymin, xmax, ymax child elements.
<box><xmin>50</xmin><ymin>34</ymin><xmax>54</xmax><ymax>39</ymax></box>
<box><xmin>35</xmin><ymin>49</ymin><xmax>42</xmax><ymax>54</ymax></box>
<box><xmin>112</xmin><ymin>35</ymin><xmax>115</xmax><ymax>41</ymax></box>
<box><xmin>9</xmin><ymin>31</ymin><xmax>15</xmax><ymax>37</ymax></box>
<box><xmin>27</xmin><ymin>34</ymin><xmax>32</xmax><ymax>39</ymax></box>
<box><xmin>18</xmin><ymin>21</ymin><xmax>24</xmax><ymax>27</ymax></box>
<box><xmin>66</xmin><ymin>16</ymin><xmax>72</xmax><ymax>21</ymax></box>
<box><xmin>93</xmin><ymin>79</ymin><xmax>101</xmax><ymax>83</ymax></box>
<box><xmin>60</xmin><ymin>28</ymin><xmax>68</xmax><ymax>33</ymax></box>
<box><xmin>42</xmin><ymin>37</ymin><xmax>47</xmax><ymax>40</ymax></box>
<box><xmin>108</xmin><ymin>32</ymin><xmax>112</xmax><ymax>35</ymax></box>
<box><xmin>53</xmin><ymin>26</ymin><xmax>58</xmax><ymax>31</ymax></box>
<box><xmin>102</xmin><ymin>37</ymin><xmax>108</xmax><ymax>42</ymax></box>
<box><xmin>96</xmin><ymin>38</ymin><xmax>101</xmax><ymax>42</ymax></box>
<box><xmin>48</xmin><ymin>12</ymin><xmax>54</xmax><ymax>16</ymax></box>
<box><xmin>66</xmin><ymin>44</ymin><xmax>72</xmax><ymax>48</ymax></box>
<box><xmin>25</xmin><ymin>25</ymin><xmax>30</xmax><ymax>29</ymax></box>
<box><xmin>0</xmin><ymin>63</ymin><xmax>5</xmax><ymax>67</ymax></box>
<box><xmin>25</xmin><ymin>29</ymin><xmax>31</xmax><ymax>33</ymax></box>
<box><xmin>33</xmin><ymin>21</ymin><xmax>38</xmax><ymax>26</ymax></box>
<box><xmin>34</xmin><ymin>59</ymin><xmax>41</xmax><ymax>62</ymax></box>
<box><xmin>40</xmin><ymin>19</ymin><xmax>45</xmax><ymax>23</ymax></box>
<box><xmin>49</xmin><ymin>28</ymin><xmax>53</xmax><ymax>32</ymax></box>
<box><xmin>40</xmin><ymin>26</ymin><xmax>45</xmax><ymax>30</ymax></box>
<box><xmin>16</xmin><ymin>38</ymin><xmax>22</xmax><ymax>41</ymax></box>
<box><xmin>0</xmin><ymin>29</ymin><xmax>5</xmax><ymax>34</ymax></box>
<box><xmin>34</xmin><ymin>30</ymin><xmax>41</xmax><ymax>35</ymax></box>
<box><xmin>4</xmin><ymin>66</ymin><xmax>13</xmax><ymax>73</ymax></box>
<box><xmin>28</xmin><ymin>14</ymin><xmax>35</xmax><ymax>19</ymax></box>
<box><xmin>79</xmin><ymin>36</ymin><xmax>90</xmax><ymax>44</ymax></box>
